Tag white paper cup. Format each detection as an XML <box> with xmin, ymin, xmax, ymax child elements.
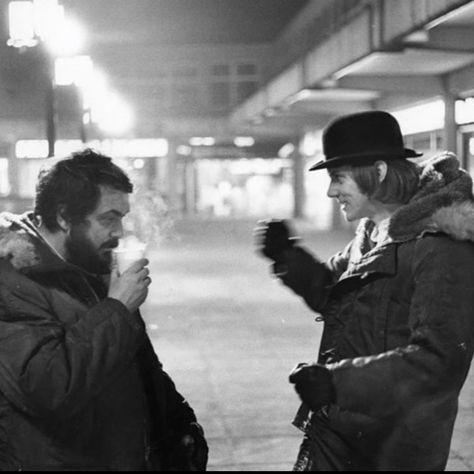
<box><xmin>113</xmin><ymin>244</ymin><xmax>146</xmax><ymax>274</ymax></box>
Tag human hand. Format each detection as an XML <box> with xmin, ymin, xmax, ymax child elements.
<box><xmin>108</xmin><ymin>258</ymin><xmax>151</xmax><ymax>313</ymax></box>
<box><xmin>289</xmin><ymin>363</ymin><xmax>335</xmax><ymax>411</ymax></box>
<box><xmin>253</xmin><ymin>219</ymin><xmax>299</xmax><ymax>261</ymax></box>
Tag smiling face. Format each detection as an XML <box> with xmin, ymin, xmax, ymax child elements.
<box><xmin>65</xmin><ymin>185</ymin><xmax>130</xmax><ymax>273</ymax></box>
<box><xmin>327</xmin><ymin>166</ymin><xmax>378</xmax><ymax>222</ymax></box>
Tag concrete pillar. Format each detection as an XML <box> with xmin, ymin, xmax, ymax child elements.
<box><xmin>292</xmin><ymin>145</ymin><xmax>306</xmax><ymax>219</ymax></box>
<box><xmin>443</xmin><ymin>90</ymin><xmax>457</xmax><ymax>155</ymax></box>
<box><xmin>183</xmin><ymin>158</ymin><xmax>197</xmax><ymax>215</ymax></box>
<box><xmin>165</xmin><ymin>141</ymin><xmax>180</xmax><ymax>215</ymax></box>
<box><xmin>7</xmin><ymin>143</ymin><xmax>20</xmax><ymax>212</ymax></box>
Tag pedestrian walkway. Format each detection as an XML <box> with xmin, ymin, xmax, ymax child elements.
<box><xmin>141</xmin><ymin>218</ymin><xmax>474</xmax><ymax>471</ymax></box>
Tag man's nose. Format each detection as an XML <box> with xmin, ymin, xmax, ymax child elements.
<box><xmin>111</xmin><ymin>222</ymin><xmax>124</xmax><ymax>239</ymax></box>
<box><xmin>327</xmin><ymin>183</ymin><xmax>338</xmax><ymax>198</ymax></box>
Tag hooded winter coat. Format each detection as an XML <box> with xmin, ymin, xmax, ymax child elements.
<box><xmin>279</xmin><ymin>153</ymin><xmax>474</xmax><ymax>471</ymax></box>
<box><xmin>0</xmin><ymin>212</ymin><xmax>205</xmax><ymax>471</ymax></box>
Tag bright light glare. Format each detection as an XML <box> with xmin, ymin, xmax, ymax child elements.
<box><xmin>15</xmin><ymin>138</ymin><xmax>83</xmax><ymax>158</ymax></box>
<box><xmin>234</xmin><ymin>136</ymin><xmax>255</xmax><ymax>147</ymax></box>
<box><xmin>455</xmin><ymin>98</ymin><xmax>474</xmax><ymax>125</ymax></box>
<box><xmin>189</xmin><ymin>137</ymin><xmax>215</xmax><ymax>146</ymax></box>
<box><xmin>44</xmin><ymin>15</ymin><xmax>86</xmax><ymax>56</ymax></box>
<box><xmin>133</xmin><ymin>159</ymin><xmax>145</xmax><ymax>169</ymax></box>
<box><xmin>16</xmin><ymin>138</ymin><xmax>168</xmax><ymax>158</ymax></box>
<box><xmin>16</xmin><ymin>140</ymin><xmax>49</xmax><ymax>159</ymax></box>
<box><xmin>55</xmin><ymin>55</ymin><xmax>93</xmax><ymax>86</ymax></box>
<box><xmin>300</xmin><ymin>130</ymin><xmax>322</xmax><ymax>157</ymax></box>
<box><xmin>278</xmin><ymin>143</ymin><xmax>295</xmax><ymax>159</ymax></box>
<box><xmin>8</xmin><ymin>2</ymin><xmax>37</xmax><ymax>48</ymax></box>
<box><xmin>33</xmin><ymin>0</ymin><xmax>60</xmax><ymax>41</ymax></box>
<box><xmin>76</xmin><ymin>66</ymin><xmax>134</xmax><ymax>136</ymax></box>
<box><xmin>82</xmin><ymin>68</ymin><xmax>108</xmax><ymax>110</ymax></box>
<box><xmin>392</xmin><ymin>100</ymin><xmax>445</xmax><ymax>135</ymax></box>
<box><xmin>177</xmin><ymin>145</ymin><xmax>192</xmax><ymax>156</ymax></box>
<box><xmin>93</xmin><ymin>93</ymin><xmax>134</xmax><ymax>135</ymax></box>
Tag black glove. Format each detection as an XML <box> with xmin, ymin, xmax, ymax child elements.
<box><xmin>254</xmin><ymin>219</ymin><xmax>299</xmax><ymax>262</ymax></box>
<box><xmin>289</xmin><ymin>363</ymin><xmax>335</xmax><ymax>411</ymax></box>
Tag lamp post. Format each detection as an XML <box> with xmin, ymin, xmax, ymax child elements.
<box><xmin>7</xmin><ymin>0</ymin><xmax>85</xmax><ymax>157</ymax></box>
<box><xmin>54</xmin><ymin>55</ymin><xmax>93</xmax><ymax>144</ymax></box>
<box><xmin>43</xmin><ymin>44</ymin><xmax>56</xmax><ymax>157</ymax></box>
<box><xmin>8</xmin><ymin>0</ymin><xmax>61</xmax><ymax>157</ymax></box>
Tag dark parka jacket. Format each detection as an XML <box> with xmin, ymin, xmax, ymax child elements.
<box><xmin>280</xmin><ymin>153</ymin><xmax>474</xmax><ymax>471</ymax></box>
<box><xmin>0</xmin><ymin>212</ymin><xmax>203</xmax><ymax>471</ymax></box>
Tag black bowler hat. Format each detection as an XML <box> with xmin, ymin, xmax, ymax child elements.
<box><xmin>309</xmin><ymin>110</ymin><xmax>422</xmax><ymax>171</ymax></box>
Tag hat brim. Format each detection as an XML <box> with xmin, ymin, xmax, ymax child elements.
<box><xmin>309</xmin><ymin>148</ymin><xmax>423</xmax><ymax>171</ymax></box>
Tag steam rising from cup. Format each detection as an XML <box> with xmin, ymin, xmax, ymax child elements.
<box><xmin>112</xmin><ymin>236</ymin><xmax>147</xmax><ymax>274</ymax></box>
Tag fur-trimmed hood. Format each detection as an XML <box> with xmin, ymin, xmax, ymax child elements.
<box><xmin>361</xmin><ymin>152</ymin><xmax>474</xmax><ymax>243</ymax></box>
<box><xmin>0</xmin><ymin>212</ymin><xmax>60</xmax><ymax>270</ymax></box>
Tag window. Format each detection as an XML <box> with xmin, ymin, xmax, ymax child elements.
<box><xmin>172</xmin><ymin>66</ymin><xmax>198</xmax><ymax>78</ymax></box>
<box><xmin>211</xmin><ymin>64</ymin><xmax>230</xmax><ymax>76</ymax></box>
<box><xmin>210</xmin><ymin>82</ymin><xmax>230</xmax><ymax>107</ymax></box>
<box><xmin>236</xmin><ymin>63</ymin><xmax>257</xmax><ymax>76</ymax></box>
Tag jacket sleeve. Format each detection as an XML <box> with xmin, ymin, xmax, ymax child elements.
<box><xmin>137</xmin><ymin>336</ymin><xmax>197</xmax><ymax>437</ymax></box>
<box><xmin>0</xmin><ymin>270</ymin><xmax>146</xmax><ymax>419</ymax></box>
<box><xmin>328</xmin><ymin>236</ymin><xmax>474</xmax><ymax>420</ymax></box>
<box><xmin>276</xmin><ymin>242</ymin><xmax>352</xmax><ymax>312</ymax></box>
<box><xmin>136</xmin><ymin>336</ymin><xmax>208</xmax><ymax>470</ymax></box>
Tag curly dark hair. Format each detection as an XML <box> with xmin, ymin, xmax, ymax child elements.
<box><xmin>34</xmin><ymin>148</ymin><xmax>133</xmax><ymax>232</ymax></box>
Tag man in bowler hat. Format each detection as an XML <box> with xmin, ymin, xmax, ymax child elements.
<box><xmin>255</xmin><ymin>110</ymin><xmax>474</xmax><ymax>470</ymax></box>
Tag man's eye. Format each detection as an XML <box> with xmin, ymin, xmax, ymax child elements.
<box><xmin>101</xmin><ymin>216</ymin><xmax>119</xmax><ymax>226</ymax></box>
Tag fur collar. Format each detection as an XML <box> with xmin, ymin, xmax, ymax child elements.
<box><xmin>360</xmin><ymin>152</ymin><xmax>474</xmax><ymax>243</ymax></box>
<box><xmin>0</xmin><ymin>212</ymin><xmax>54</xmax><ymax>270</ymax></box>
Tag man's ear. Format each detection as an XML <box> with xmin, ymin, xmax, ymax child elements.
<box><xmin>56</xmin><ymin>206</ymin><xmax>70</xmax><ymax>233</ymax></box>
<box><xmin>374</xmin><ymin>160</ymin><xmax>388</xmax><ymax>183</ymax></box>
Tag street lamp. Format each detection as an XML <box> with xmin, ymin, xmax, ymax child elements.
<box><xmin>8</xmin><ymin>1</ymin><xmax>133</xmax><ymax>146</ymax></box>
<box><xmin>7</xmin><ymin>0</ymin><xmax>85</xmax><ymax>157</ymax></box>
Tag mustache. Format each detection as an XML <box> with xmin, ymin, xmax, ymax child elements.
<box><xmin>101</xmin><ymin>239</ymin><xmax>120</xmax><ymax>251</ymax></box>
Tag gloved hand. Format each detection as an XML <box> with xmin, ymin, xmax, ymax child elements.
<box><xmin>289</xmin><ymin>363</ymin><xmax>335</xmax><ymax>411</ymax></box>
<box><xmin>253</xmin><ymin>219</ymin><xmax>299</xmax><ymax>262</ymax></box>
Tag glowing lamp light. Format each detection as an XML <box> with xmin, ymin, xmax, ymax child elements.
<box><xmin>133</xmin><ymin>158</ymin><xmax>145</xmax><ymax>170</ymax></box>
<box><xmin>278</xmin><ymin>142</ymin><xmax>295</xmax><ymax>159</ymax></box>
<box><xmin>8</xmin><ymin>1</ymin><xmax>37</xmax><ymax>48</ymax></box>
<box><xmin>93</xmin><ymin>92</ymin><xmax>134</xmax><ymax>135</ymax></box>
<box><xmin>8</xmin><ymin>1</ymin><xmax>86</xmax><ymax>56</ymax></box>
<box><xmin>44</xmin><ymin>15</ymin><xmax>86</xmax><ymax>57</ymax></box>
<box><xmin>177</xmin><ymin>145</ymin><xmax>192</xmax><ymax>156</ymax></box>
<box><xmin>234</xmin><ymin>136</ymin><xmax>255</xmax><ymax>147</ymax></box>
<box><xmin>189</xmin><ymin>137</ymin><xmax>215</xmax><ymax>146</ymax></box>
<box><xmin>54</xmin><ymin>55</ymin><xmax>93</xmax><ymax>86</ymax></box>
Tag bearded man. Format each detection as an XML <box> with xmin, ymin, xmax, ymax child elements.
<box><xmin>0</xmin><ymin>149</ymin><xmax>208</xmax><ymax>471</ymax></box>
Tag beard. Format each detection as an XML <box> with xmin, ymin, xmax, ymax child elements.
<box><xmin>65</xmin><ymin>224</ymin><xmax>118</xmax><ymax>274</ymax></box>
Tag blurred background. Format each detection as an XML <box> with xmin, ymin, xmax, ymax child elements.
<box><xmin>1</xmin><ymin>0</ymin><xmax>474</xmax><ymax>470</ymax></box>
<box><xmin>2</xmin><ymin>0</ymin><xmax>474</xmax><ymax>225</ymax></box>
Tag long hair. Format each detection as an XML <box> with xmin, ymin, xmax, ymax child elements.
<box><xmin>350</xmin><ymin>159</ymin><xmax>420</xmax><ymax>204</ymax></box>
<box><xmin>34</xmin><ymin>149</ymin><xmax>133</xmax><ymax>232</ymax></box>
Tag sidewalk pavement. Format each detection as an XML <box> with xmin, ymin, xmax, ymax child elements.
<box><xmin>141</xmin><ymin>218</ymin><xmax>474</xmax><ymax>471</ymax></box>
